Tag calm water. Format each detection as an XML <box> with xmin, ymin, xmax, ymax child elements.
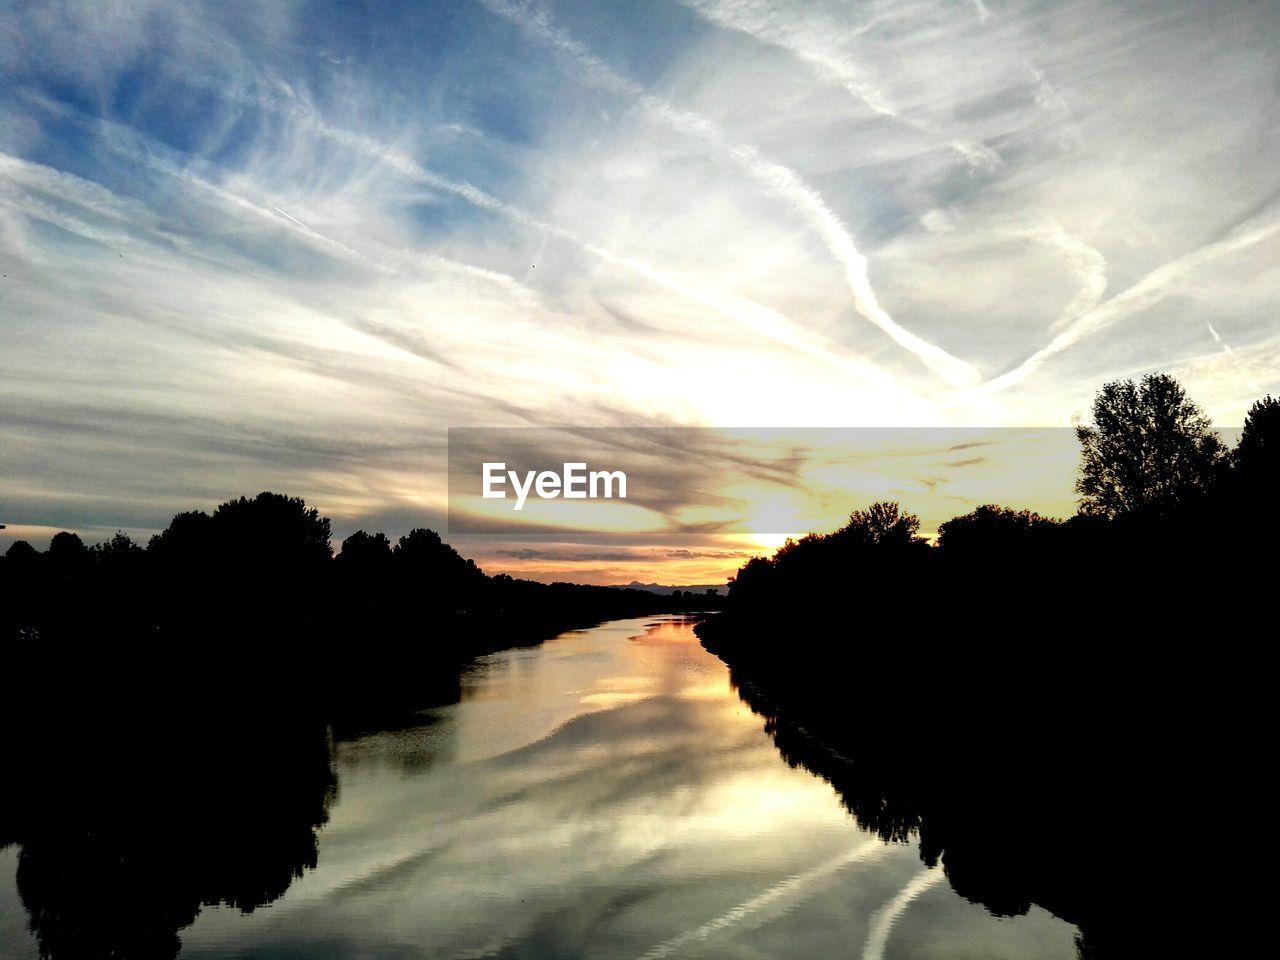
<box><xmin>0</xmin><ymin>616</ymin><xmax>1079</xmax><ymax>959</ymax></box>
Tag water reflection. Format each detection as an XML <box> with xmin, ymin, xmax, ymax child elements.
<box><xmin>1</xmin><ymin>618</ymin><xmax>1081</xmax><ymax>959</ymax></box>
<box><xmin>0</xmin><ymin>706</ymin><xmax>336</xmax><ymax>960</ymax></box>
<box><xmin>719</xmin><ymin>645</ymin><xmax>1170</xmax><ymax>960</ymax></box>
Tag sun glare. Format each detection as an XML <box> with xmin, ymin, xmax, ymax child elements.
<box><xmin>750</xmin><ymin>532</ymin><xmax>794</xmax><ymax>553</ymax></box>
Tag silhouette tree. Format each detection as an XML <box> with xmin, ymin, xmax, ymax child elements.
<box><xmin>1232</xmin><ymin>393</ymin><xmax>1280</xmax><ymax>538</ymax></box>
<box><xmin>1235</xmin><ymin>394</ymin><xmax>1280</xmax><ymax>483</ymax></box>
<box><xmin>146</xmin><ymin>510</ymin><xmax>214</xmax><ymax>560</ymax></box>
<box><xmin>394</xmin><ymin>528</ymin><xmax>479</xmax><ymax>576</ymax></box>
<box><xmin>726</xmin><ymin>555</ymin><xmax>774</xmax><ymax>603</ymax></box>
<box><xmin>337</xmin><ymin>530</ymin><xmax>393</xmax><ymax>566</ymax></box>
<box><xmin>4</xmin><ymin>540</ymin><xmax>37</xmax><ymax>563</ymax></box>
<box><xmin>1075</xmin><ymin>373</ymin><xmax>1225</xmax><ymax>518</ymax></box>
<box><xmin>46</xmin><ymin>531</ymin><xmax>87</xmax><ymax>564</ymax></box>
<box><xmin>938</xmin><ymin>505</ymin><xmax>1060</xmax><ymax>556</ymax></box>
<box><xmin>92</xmin><ymin>530</ymin><xmax>143</xmax><ymax>559</ymax></box>
<box><xmin>211</xmin><ymin>492</ymin><xmax>332</xmax><ymax>566</ymax></box>
<box><xmin>845</xmin><ymin>501</ymin><xmax>923</xmax><ymax>547</ymax></box>
<box><xmin>393</xmin><ymin>528</ymin><xmax>487</xmax><ymax>611</ymax></box>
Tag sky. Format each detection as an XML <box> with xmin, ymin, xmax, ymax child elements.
<box><xmin>2</xmin><ymin>0</ymin><xmax>1278</xmax><ymax>583</ymax></box>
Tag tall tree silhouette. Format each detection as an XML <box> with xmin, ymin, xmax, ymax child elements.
<box><xmin>1232</xmin><ymin>393</ymin><xmax>1280</xmax><ymax>534</ymax></box>
<box><xmin>1075</xmin><ymin>373</ymin><xmax>1225</xmax><ymax>518</ymax></box>
<box><xmin>1235</xmin><ymin>394</ymin><xmax>1280</xmax><ymax>483</ymax></box>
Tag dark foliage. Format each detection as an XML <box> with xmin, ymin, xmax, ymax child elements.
<box><xmin>697</xmin><ymin>374</ymin><xmax>1275</xmax><ymax>960</ymax></box>
<box><xmin>1075</xmin><ymin>373</ymin><xmax>1226</xmax><ymax>518</ymax></box>
<box><xmin>1236</xmin><ymin>393</ymin><xmax>1280</xmax><ymax>478</ymax></box>
<box><xmin>1233</xmin><ymin>393</ymin><xmax>1280</xmax><ymax>530</ymax></box>
<box><xmin>1</xmin><ymin>373</ymin><xmax>1272</xmax><ymax>959</ymax></box>
<box><xmin>0</xmin><ymin>493</ymin><xmax>720</xmax><ymax>959</ymax></box>
<box><xmin>0</xmin><ymin>490</ymin><xmax>720</xmax><ymax>684</ymax></box>
<box><xmin>0</xmin><ymin>676</ymin><xmax>336</xmax><ymax>960</ymax></box>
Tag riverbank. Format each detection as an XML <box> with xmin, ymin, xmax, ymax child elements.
<box><xmin>695</xmin><ymin>610</ymin><xmax>1259</xmax><ymax>959</ymax></box>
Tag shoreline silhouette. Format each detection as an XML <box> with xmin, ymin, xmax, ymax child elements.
<box><xmin>694</xmin><ymin>376</ymin><xmax>1276</xmax><ymax>958</ymax></box>
<box><xmin>2</xmin><ymin>373</ymin><xmax>1274</xmax><ymax>957</ymax></box>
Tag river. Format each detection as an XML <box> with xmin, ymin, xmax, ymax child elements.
<box><xmin>0</xmin><ymin>616</ymin><xmax>1080</xmax><ymax>959</ymax></box>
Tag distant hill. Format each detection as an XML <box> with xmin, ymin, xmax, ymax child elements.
<box><xmin>608</xmin><ymin>581</ymin><xmax>724</xmax><ymax>596</ymax></box>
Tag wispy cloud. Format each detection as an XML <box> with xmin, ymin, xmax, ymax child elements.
<box><xmin>978</xmin><ymin>202</ymin><xmax>1280</xmax><ymax>395</ymax></box>
<box><xmin>2</xmin><ymin>0</ymin><xmax>1278</xmax><ymax>577</ymax></box>
<box><xmin>477</xmin><ymin>0</ymin><xmax>981</xmax><ymax>386</ymax></box>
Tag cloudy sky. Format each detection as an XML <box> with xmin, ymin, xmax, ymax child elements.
<box><xmin>2</xmin><ymin>0</ymin><xmax>1278</xmax><ymax>582</ymax></box>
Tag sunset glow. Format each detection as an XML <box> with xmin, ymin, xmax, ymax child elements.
<box><xmin>3</xmin><ymin>1</ymin><xmax>1278</xmax><ymax>583</ymax></box>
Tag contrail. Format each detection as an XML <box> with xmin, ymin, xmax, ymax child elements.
<box><xmin>636</xmin><ymin>841</ymin><xmax>889</xmax><ymax>960</ymax></box>
<box><xmin>271</xmin><ymin>205</ymin><xmax>309</xmax><ymax>229</ymax></box>
<box><xmin>718</xmin><ymin>138</ymin><xmax>982</xmax><ymax>387</ymax></box>
<box><xmin>1206</xmin><ymin>322</ymin><xmax>1231</xmax><ymax>353</ymax></box>
<box><xmin>1040</xmin><ymin>217</ymin><xmax>1108</xmax><ymax>332</ymax></box>
<box><xmin>976</xmin><ymin>205</ymin><xmax>1280</xmax><ymax>394</ymax></box>
<box><xmin>296</xmin><ymin>101</ymin><xmax>931</xmax><ymax>403</ymax></box>
<box><xmin>0</xmin><ymin>174</ymin><xmax>147</xmax><ymax>256</ymax></box>
<box><xmin>331</xmin><ymin>130</ymin><xmax>924</xmax><ymax>402</ymax></box>
<box><xmin>675</xmin><ymin>0</ymin><xmax>1003</xmax><ymax>174</ymax></box>
<box><xmin>0</xmin><ymin>149</ymin><xmax>156</xmax><ymax>226</ymax></box>
<box><xmin>677</xmin><ymin>0</ymin><xmax>899</xmax><ymax>118</ymax></box>
<box><xmin>11</xmin><ymin>104</ymin><xmax>392</xmax><ymax>278</ymax></box>
<box><xmin>18</xmin><ymin>98</ymin><xmax>541</xmax><ymax>307</ymax></box>
<box><xmin>862</xmin><ymin>867</ymin><xmax>946</xmax><ymax>960</ymax></box>
<box><xmin>17</xmin><ymin>66</ymin><xmax>930</xmax><ymax>404</ymax></box>
<box><xmin>475</xmin><ymin>0</ymin><xmax>981</xmax><ymax>388</ymax></box>
<box><xmin>270</xmin><ymin>203</ymin><xmax>325</xmax><ymax>238</ymax></box>
<box><xmin>259</xmin><ymin>203</ymin><xmax>392</xmax><ymax>272</ymax></box>
<box><xmin>150</xmin><ymin>162</ymin><xmax>393</xmax><ymax>274</ymax></box>
<box><xmin>1203</xmin><ymin>321</ymin><xmax>1263</xmax><ymax>392</ymax></box>
<box><xmin>589</xmin><ymin>247</ymin><xmax>921</xmax><ymax>401</ymax></box>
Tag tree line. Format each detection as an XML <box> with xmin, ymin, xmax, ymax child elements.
<box><xmin>710</xmin><ymin>374</ymin><xmax>1277</xmax><ymax>630</ymax></box>
<box><xmin>0</xmin><ymin>498</ymin><xmax>721</xmax><ymax>960</ymax></box>
<box><xmin>695</xmin><ymin>373</ymin><xmax>1276</xmax><ymax>960</ymax></box>
<box><xmin>0</xmin><ymin>491</ymin><xmax>720</xmax><ymax>718</ymax></box>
